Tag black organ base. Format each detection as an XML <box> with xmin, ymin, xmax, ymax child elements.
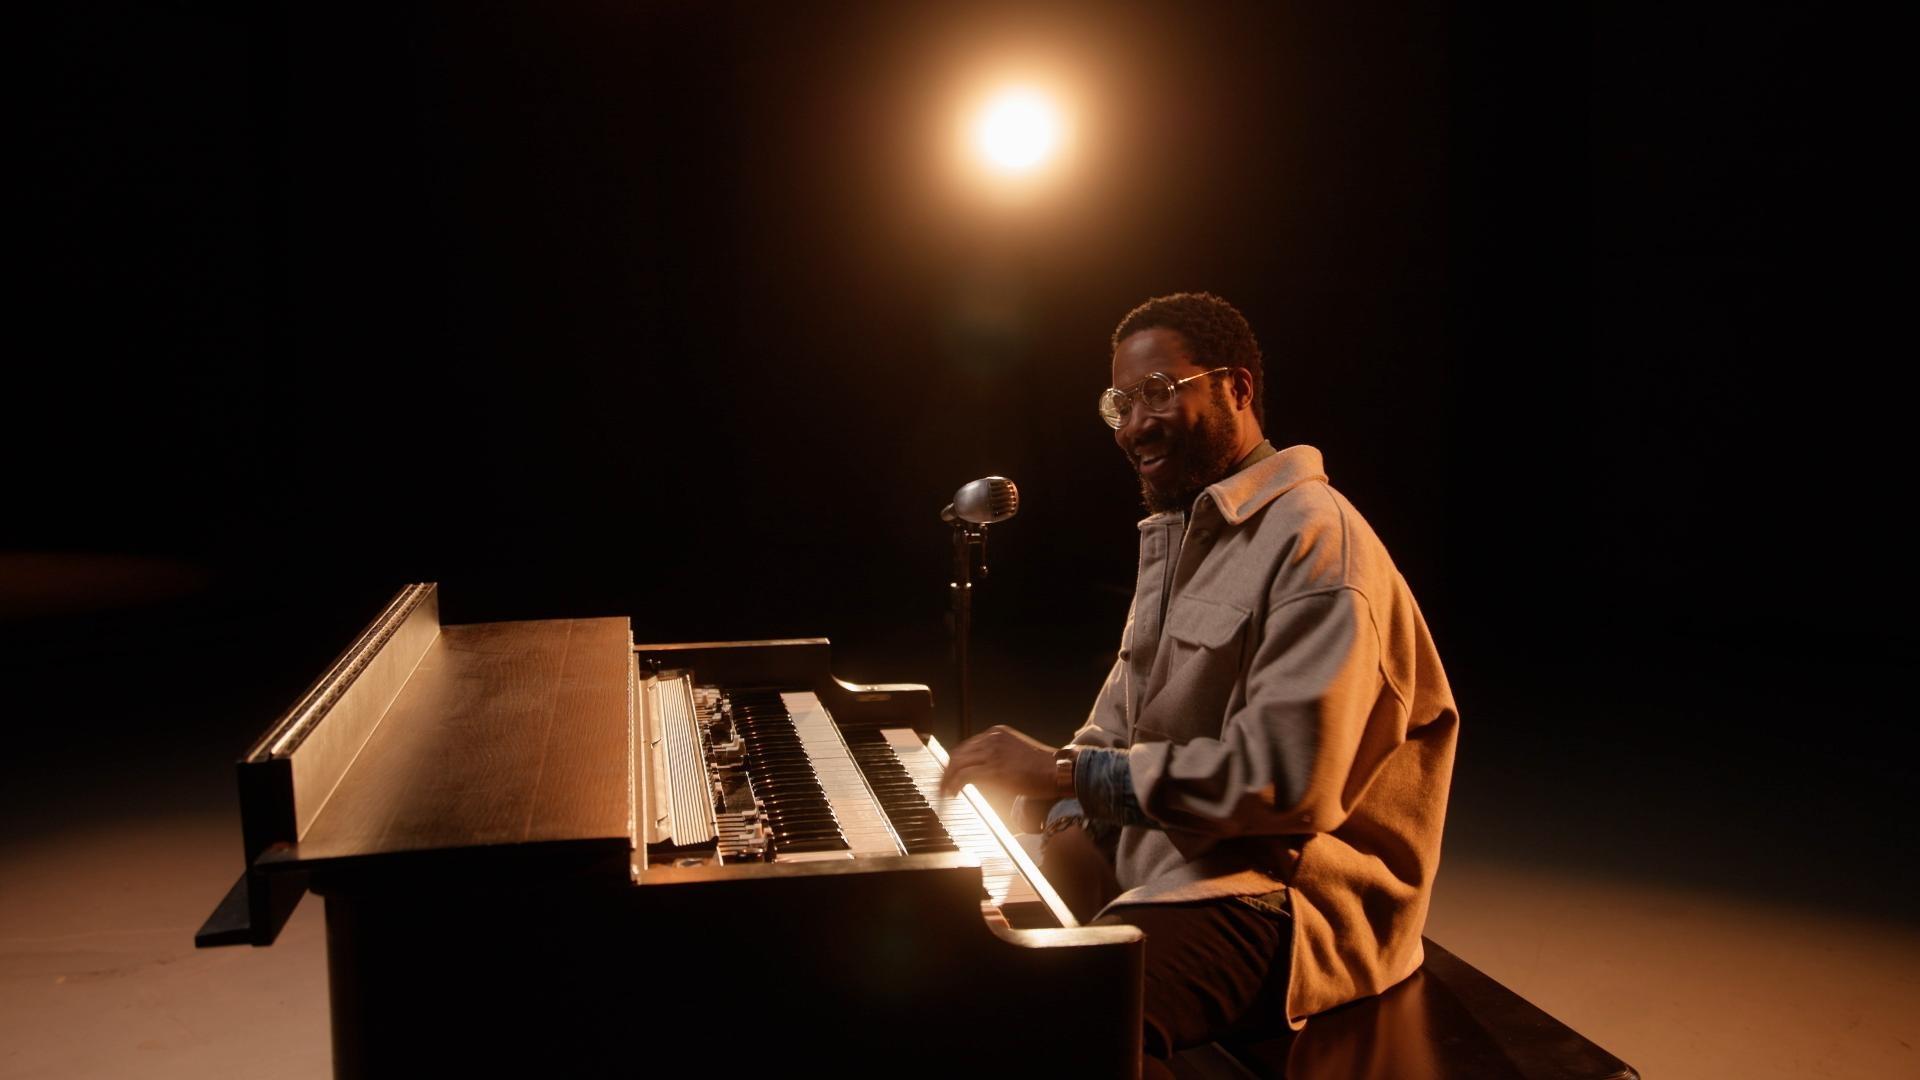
<box><xmin>319</xmin><ymin>860</ymin><xmax>1142</xmax><ymax>1076</ymax></box>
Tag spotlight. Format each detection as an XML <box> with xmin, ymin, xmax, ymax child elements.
<box><xmin>972</xmin><ymin>86</ymin><xmax>1064</xmax><ymax>174</ymax></box>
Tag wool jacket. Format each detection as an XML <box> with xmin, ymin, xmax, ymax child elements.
<box><xmin>1073</xmin><ymin>443</ymin><xmax>1458</xmax><ymax>1027</ymax></box>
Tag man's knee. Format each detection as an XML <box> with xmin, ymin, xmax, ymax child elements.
<box><xmin>1093</xmin><ymin>899</ymin><xmax>1292</xmax><ymax>1058</ymax></box>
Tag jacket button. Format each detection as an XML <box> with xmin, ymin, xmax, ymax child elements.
<box><xmin>1118</xmin><ymin>648</ymin><xmax>1131</xmax><ymax>661</ymax></box>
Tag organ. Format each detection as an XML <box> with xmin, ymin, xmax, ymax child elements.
<box><xmin>197</xmin><ymin>584</ymin><xmax>1143</xmax><ymax>1076</ymax></box>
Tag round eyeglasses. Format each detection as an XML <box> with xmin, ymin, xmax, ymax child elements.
<box><xmin>1098</xmin><ymin>367</ymin><xmax>1232</xmax><ymax>429</ymax></box>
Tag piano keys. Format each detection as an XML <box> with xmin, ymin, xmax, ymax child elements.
<box><xmin>876</xmin><ymin>726</ymin><xmax>1058</xmax><ymax>918</ymax></box>
<box><xmin>636</xmin><ymin>669</ymin><xmax>1071</xmax><ymax>927</ymax></box>
<box><xmin>196</xmin><ymin>585</ymin><xmax>1142</xmax><ymax>1077</ymax></box>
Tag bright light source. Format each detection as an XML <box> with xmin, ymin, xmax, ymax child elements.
<box><xmin>972</xmin><ymin>87</ymin><xmax>1064</xmax><ymax>174</ymax></box>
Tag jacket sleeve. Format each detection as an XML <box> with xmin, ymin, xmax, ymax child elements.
<box><xmin>1126</xmin><ymin>586</ymin><xmax>1405</xmax><ymax>839</ymax></box>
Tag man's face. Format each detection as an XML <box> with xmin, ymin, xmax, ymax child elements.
<box><xmin>1110</xmin><ymin>328</ymin><xmax>1242</xmax><ymax>514</ymax></box>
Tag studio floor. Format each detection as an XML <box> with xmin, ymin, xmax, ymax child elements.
<box><xmin>3</xmin><ymin>796</ymin><xmax>1916</xmax><ymax>1077</ymax></box>
<box><xmin>3</xmin><ymin>637</ymin><xmax>1915</xmax><ymax>1079</ymax></box>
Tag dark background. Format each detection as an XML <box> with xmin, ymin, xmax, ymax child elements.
<box><xmin>9</xmin><ymin>4</ymin><xmax>1910</xmax><ymax>919</ymax></box>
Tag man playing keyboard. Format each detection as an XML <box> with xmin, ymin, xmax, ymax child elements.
<box><xmin>942</xmin><ymin>291</ymin><xmax>1459</xmax><ymax>1076</ymax></box>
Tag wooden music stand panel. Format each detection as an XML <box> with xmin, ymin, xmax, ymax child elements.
<box><xmin>234</xmin><ymin>584</ymin><xmax>442</xmax><ymax>866</ymax></box>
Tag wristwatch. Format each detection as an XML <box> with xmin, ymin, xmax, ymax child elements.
<box><xmin>1052</xmin><ymin>746</ymin><xmax>1080</xmax><ymax>800</ymax></box>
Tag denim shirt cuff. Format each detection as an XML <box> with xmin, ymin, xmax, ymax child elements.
<box><xmin>1075</xmin><ymin>747</ymin><xmax>1153</xmax><ymax>827</ymax></box>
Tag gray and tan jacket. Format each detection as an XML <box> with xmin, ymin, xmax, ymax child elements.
<box><xmin>1076</xmin><ymin>443</ymin><xmax>1458</xmax><ymax>1027</ymax></box>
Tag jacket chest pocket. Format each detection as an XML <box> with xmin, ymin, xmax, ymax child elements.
<box><xmin>1134</xmin><ymin>596</ymin><xmax>1252</xmax><ymax>745</ymax></box>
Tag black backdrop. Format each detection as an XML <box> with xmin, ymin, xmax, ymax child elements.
<box><xmin>10</xmin><ymin>4</ymin><xmax>1911</xmax><ymax>914</ymax></box>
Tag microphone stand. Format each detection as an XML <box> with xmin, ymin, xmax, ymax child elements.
<box><xmin>949</xmin><ymin>519</ymin><xmax>990</xmax><ymax>743</ymax></box>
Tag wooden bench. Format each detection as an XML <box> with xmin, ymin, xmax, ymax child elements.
<box><xmin>1171</xmin><ymin>938</ymin><xmax>1638</xmax><ymax>1078</ymax></box>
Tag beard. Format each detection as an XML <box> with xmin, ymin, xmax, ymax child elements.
<box><xmin>1134</xmin><ymin>387</ymin><xmax>1243</xmax><ymax>515</ymax></box>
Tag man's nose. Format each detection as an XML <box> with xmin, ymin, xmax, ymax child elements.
<box><xmin>1115</xmin><ymin>403</ymin><xmax>1158</xmax><ymax>446</ymax></box>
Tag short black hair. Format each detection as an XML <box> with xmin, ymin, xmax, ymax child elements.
<box><xmin>1111</xmin><ymin>292</ymin><xmax>1264</xmax><ymax>426</ymax></box>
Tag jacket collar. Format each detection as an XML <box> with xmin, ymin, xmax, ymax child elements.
<box><xmin>1137</xmin><ymin>442</ymin><xmax>1328</xmax><ymax>530</ymax></box>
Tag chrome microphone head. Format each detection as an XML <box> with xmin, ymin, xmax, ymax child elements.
<box><xmin>951</xmin><ymin>476</ymin><xmax>1019</xmax><ymax>525</ymax></box>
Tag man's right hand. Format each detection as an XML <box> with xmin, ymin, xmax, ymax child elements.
<box><xmin>939</xmin><ymin>724</ymin><xmax>1057</xmax><ymax>800</ymax></box>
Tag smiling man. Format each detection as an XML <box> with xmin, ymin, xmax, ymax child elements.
<box><xmin>941</xmin><ymin>292</ymin><xmax>1459</xmax><ymax>1074</ymax></box>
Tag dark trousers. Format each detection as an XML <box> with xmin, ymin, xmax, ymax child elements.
<box><xmin>1043</xmin><ymin>826</ymin><xmax>1293</xmax><ymax>1077</ymax></box>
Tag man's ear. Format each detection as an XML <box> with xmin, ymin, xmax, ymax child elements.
<box><xmin>1232</xmin><ymin>368</ymin><xmax>1255</xmax><ymax>411</ymax></box>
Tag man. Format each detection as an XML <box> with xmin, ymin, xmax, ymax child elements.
<box><xmin>941</xmin><ymin>292</ymin><xmax>1458</xmax><ymax>1071</ymax></box>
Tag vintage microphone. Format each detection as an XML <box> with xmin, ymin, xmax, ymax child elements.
<box><xmin>942</xmin><ymin>476</ymin><xmax>1018</xmax><ymax>742</ymax></box>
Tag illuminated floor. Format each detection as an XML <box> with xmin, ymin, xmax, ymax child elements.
<box><xmin>2</xmin><ymin>628</ymin><xmax>1914</xmax><ymax>1078</ymax></box>
<box><xmin>0</xmin><ymin>812</ymin><xmax>328</xmax><ymax>1080</ymax></box>
<box><xmin>3</xmin><ymin>807</ymin><xmax>1916</xmax><ymax>1079</ymax></box>
<box><xmin>1425</xmin><ymin>857</ymin><xmax>1919</xmax><ymax>1079</ymax></box>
